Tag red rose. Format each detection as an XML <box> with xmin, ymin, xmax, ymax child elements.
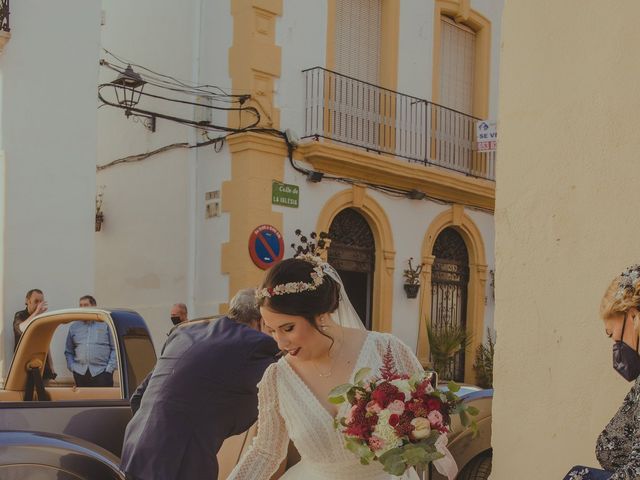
<box><xmin>426</xmin><ymin>397</ymin><xmax>442</xmax><ymax>411</ymax></box>
<box><xmin>388</xmin><ymin>414</ymin><xmax>400</xmax><ymax>427</ymax></box>
<box><xmin>371</xmin><ymin>382</ymin><xmax>402</xmax><ymax>408</ymax></box>
<box><xmin>345</xmin><ymin>423</ymin><xmax>370</xmax><ymax>439</ymax></box>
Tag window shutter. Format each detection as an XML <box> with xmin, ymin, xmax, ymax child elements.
<box><xmin>439</xmin><ymin>16</ymin><xmax>476</xmax><ymax>115</ymax></box>
<box><xmin>334</xmin><ymin>0</ymin><xmax>382</xmax><ymax>84</ymax></box>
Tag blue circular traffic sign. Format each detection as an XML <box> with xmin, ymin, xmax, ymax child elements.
<box><xmin>249</xmin><ymin>224</ymin><xmax>284</xmax><ymax>270</ymax></box>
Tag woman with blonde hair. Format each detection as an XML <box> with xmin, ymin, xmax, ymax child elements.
<box><xmin>565</xmin><ymin>264</ymin><xmax>640</xmax><ymax>480</ymax></box>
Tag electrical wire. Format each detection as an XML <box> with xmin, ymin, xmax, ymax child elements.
<box><xmin>97</xmin><ymin>50</ymin><xmax>493</xmax><ymax>212</ymax></box>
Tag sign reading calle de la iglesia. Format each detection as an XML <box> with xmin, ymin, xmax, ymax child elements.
<box><xmin>272</xmin><ymin>181</ymin><xmax>299</xmax><ymax>208</ymax></box>
<box><xmin>476</xmin><ymin>121</ymin><xmax>497</xmax><ymax>152</ymax></box>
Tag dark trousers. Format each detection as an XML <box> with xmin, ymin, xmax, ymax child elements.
<box><xmin>73</xmin><ymin>369</ymin><xmax>113</xmax><ymax>387</ymax></box>
<box><xmin>563</xmin><ymin>466</ymin><xmax>612</xmax><ymax>480</ymax></box>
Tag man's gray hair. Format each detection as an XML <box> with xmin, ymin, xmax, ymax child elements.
<box><xmin>172</xmin><ymin>303</ymin><xmax>188</xmax><ymax>315</ymax></box>
<box><xmin>228</xmin><ymin>288</ymin><xmax>261</xmax><ymax>326</ymax></box>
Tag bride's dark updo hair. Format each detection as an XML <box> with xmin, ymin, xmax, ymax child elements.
<box><xmin>258</xmin><ymin>258</ymin><xmax>340</xmax><ymax>327</ymax></box>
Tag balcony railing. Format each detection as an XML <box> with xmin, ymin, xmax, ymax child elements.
<box><xmin>1</xmin><ymin>0</ymin><xmax>9</xmax><ymax>33</ymax></box>
<box><xmin>303</xmin><ymin>67</ymin><xmax>495</xmax><ymax>181</ymax></box>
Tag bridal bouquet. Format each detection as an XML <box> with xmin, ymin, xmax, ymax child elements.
<box><xmin>328</xmin><ymin>344</ymin><xmax>477</xmax><ymax>478</ymax></box>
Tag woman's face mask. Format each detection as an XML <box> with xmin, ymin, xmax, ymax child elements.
<box><xmin>613</xmin><ymin>313</ymin><xmax>640</xmax><ymax>382</ymax></box>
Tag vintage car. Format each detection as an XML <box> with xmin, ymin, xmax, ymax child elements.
<box><xmin>0</xmin><ymin>308</ymin><xmax>155</xmax><ymax>479</ymax></box>
<box><xmin>0</xmin><ymin>308</ymin><xmax>492</xmax><ymax>479</ymax></box>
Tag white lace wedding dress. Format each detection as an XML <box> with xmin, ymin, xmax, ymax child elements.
<box><xmin>227</xmin><ymin>331</ymin><xmax>424</xmax><ymax>480</ymax></box>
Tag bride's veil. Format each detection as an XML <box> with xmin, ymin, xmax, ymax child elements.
<box><xmin>322</xmin><ymin>262</ymin><xmax>366</xmax><ymax>331</ymax></box>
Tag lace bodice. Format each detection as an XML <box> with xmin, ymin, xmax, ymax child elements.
<box><xmin>227</xmin><ymin>332</ymin><xmax>424</xmax><ymax>480</ymax></box>
<box><xmin>595</xmin><ymin>376</ymin><xmax>640</xmax><ymax>479</ymax></box>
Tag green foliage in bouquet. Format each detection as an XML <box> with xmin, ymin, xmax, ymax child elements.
<box><xmin>473</xmin><ymin>328</ymin><xmax>495</xmax><ymax>389</ymax></box>
<box><xmin>426</xmin><ymin>323</ymin><xmax>470</xmax><ymax>381</ymax></box>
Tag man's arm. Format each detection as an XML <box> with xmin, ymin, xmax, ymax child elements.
<box><xmin>12</xmin><ymin>312</ymin><xmax>25</xmax><ymax>351</ymax></box>
<box><xmin>105</xmin><ymin>327</ymin><xmax>117</xmax><ymax>373</ymax></box>
<box><xmin>129</xmin><ymin>371</ymin><xmax>152</xmax><ymax>415</ymax></box>
<box><xmin>64</xmin><ymin>328</ymin><xmax>75</xmax><ymax>372</ymax></box>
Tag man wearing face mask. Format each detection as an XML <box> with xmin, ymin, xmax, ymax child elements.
<box><xmin>121</xmin><ymin>288</ymin><xmax>279</xmax><ymax>480</ymax></box>
<box><xmin>169</xmin><ymin>303</ymin><xmax>188</xmax><ymax>326</ymax></box>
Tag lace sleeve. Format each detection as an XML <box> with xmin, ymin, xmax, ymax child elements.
<box><xmin>227</xmin><ymin>362</ymin><xmax>289</xmax><ymax>480</ymax></box>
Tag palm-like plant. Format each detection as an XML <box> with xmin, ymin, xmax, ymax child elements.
<box><xmin>473</xmin><ymin>328</ymin><xmax>495</xmax><ymax>389</ymax></box>
<box><xmin>427</xmin><ymin>322</ymin><xmax>470</xmax><ymax>381</ymax></box>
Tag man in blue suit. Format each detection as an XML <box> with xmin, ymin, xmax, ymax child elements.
<box><xmin>120</xmin><ymin>289</ymin><xmax>279</xmax><ymax>480</ymax></box>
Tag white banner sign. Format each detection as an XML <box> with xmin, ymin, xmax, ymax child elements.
<box><xmin>476</xmin><ymin>121</ymin><xmax>497</xmax><ymax>152</ymax></box>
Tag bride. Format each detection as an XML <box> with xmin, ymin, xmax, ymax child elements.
<box><xmin>227</xmin><ymin>255</ymin><xmax>455</xmax><ymax>480</ymax></box>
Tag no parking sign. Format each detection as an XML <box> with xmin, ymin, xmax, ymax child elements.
<box><xmin>248</xmin><ymin>224</ymin><xmax>284</xmax><ymax>270</ymax></box>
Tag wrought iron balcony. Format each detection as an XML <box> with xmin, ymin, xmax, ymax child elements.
<box><xmin>303</xmin><ymin>67</ymin><xmax>495</xmax><ymax>181</ymax></box>
<box><xmin>0</xmin><ymin>0</ymin><xmax>9</xmax><ymax>33</ymax></box>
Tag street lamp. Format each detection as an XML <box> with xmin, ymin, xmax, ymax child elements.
<box><xmin>111</xmin><ymin>65</ymin><xmax>145</xmax><ymax>113</ymax></box>
<box><xmin>109</xmin><ymin>64</ymin><xmax>155</xmax><ymax>132</ymax></box>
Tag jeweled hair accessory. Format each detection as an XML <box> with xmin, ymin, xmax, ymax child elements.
<box><xmin>615</xmin><ymin>264</ymin><xmax>640</xmax><ymax>300</ymax></box>
<box><xmin>256</xmin><ymin>254</ymin><xmax>327</xmax><ymax>299</ymax></box>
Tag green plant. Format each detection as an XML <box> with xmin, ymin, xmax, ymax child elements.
<box><xmin>473</xmin><ymin>328</ymin><xmax>495</xmax><ymax>389</ymax></box>
<box><xmin>426</xmin><ymin>323</ymin><xmax>470</xmax><ymax>381</ymax></box>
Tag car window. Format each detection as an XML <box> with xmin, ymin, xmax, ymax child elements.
<box><xmin>122</xmin><ymin>328</ymin><xmax>156</xmax><ymax>395</ymax></box>
<box><xmin>0</xmin><ymin>464</ymin><xmax>84</xmax><ymax>480</ymax></box>
<box><xmin>43</xmin><ymin>320</ymin><xmax>122</xmax><ymax>400</ymax></box>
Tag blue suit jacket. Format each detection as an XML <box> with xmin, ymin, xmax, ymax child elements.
<box><xmin>120</xmin><ymin>316</ymin><xmax>279</xmax><ymax>480</ymax></box>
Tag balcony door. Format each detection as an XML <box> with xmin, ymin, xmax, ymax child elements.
<box><xmin>434</xmin><ymin>15</ymin><xmax>477</xmax><ymax>170</ymax></box>
<box><xmin>331</xmin><ymin>0</ymin><xmax>382</xmax><ymax>149</ymax></box>
<box><xmin>328</xmin><ymin>208</ymin><xmax>375</xmax><ymax>330</ymax></box>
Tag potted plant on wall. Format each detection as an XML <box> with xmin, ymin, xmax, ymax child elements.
<box><xmin>402</xmin><ymin>257</ymin><xmax>424</xmax><ymax>298</ymax></box>
<box><xmin>95</xmin><ymin>185</ymin><xmax>105</xmax><ymax>232</ymax></box>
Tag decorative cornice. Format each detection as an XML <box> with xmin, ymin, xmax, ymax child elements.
<box><xmin>298</xmin><ymin>140</ymin><xmax>495</xmax><ymax>211</ymax></box>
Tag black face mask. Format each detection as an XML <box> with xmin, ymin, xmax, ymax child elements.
<box><xmin>613</xmin><ymin>314</ymin><xmax>640</xmax><ymax>382</ymax></box>
<box><xmin>170</xmin><ymin>316</ymin><xmax>182</xmax><ymax>326</ymax></box>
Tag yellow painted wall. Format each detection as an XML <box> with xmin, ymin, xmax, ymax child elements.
<box><xmin>493</xmin><ymin>1</ymin><xmax>640</xmax><ymax>477</ymax></box>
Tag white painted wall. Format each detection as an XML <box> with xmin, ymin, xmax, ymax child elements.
<box><xmin>97</xmin><ymin>0</ymin><xmax>233</xmax><ymax>350</ymax></box>
<box><xmin>0</xmin><ymin>0</ymin><xmax>101</xmax><ymax>375</ymax></box>
<box><xmin>276</xmin><ymin>0</ymin><xmax>327</xmax><ymax>136</ymax></box>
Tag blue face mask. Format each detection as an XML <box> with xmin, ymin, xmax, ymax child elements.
<box><xmin>613</xmin><ymin>314</ymin><xmax>640</xmax><ymax>382</ymax></box>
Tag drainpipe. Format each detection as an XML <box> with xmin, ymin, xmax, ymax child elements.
<box><xmin>186</xmin><ymin>0</ymin><xmax>204</xmax><ymax>318</ymax></box>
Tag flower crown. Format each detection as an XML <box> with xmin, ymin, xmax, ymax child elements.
<box><xmin>615</xmin><ymin>264</ymin><xmax>640</xmax><ymax>300</ymax></box>
<box><xmin>256</xmin><ymin>254</ymin><xmax>326</xmax><ymax>300</ymax></box>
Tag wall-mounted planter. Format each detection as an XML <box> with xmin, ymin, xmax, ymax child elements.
<box><xmin>95</xmin><ymin>212</ymin><xmax>104</xmax><ymax>232</ymax></box>
<box><xmin>404</xmin><ymin>283</ymin><xmax>420</xmax><ymax>299</ymax></box>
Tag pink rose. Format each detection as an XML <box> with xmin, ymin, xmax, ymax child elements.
<box><xmin>387</xmin><ymin>399</ymin><xmax>405</xmax><ymax>415</ymax></box>
<box><xmin>427</xmin><ymin>410</ymin><xmax>444</xmax><ymax>427</ymax></box>
<box><xmin>368</xmin><ymin>435</ymin><xmax>385</xmax><ymax>452</ymax></box>
<box><xmin>346</xmin><ymin>404</ymin><xmax>358</xmax><ymax>424</ymax></box>
<box><xmin>366</xmin><ymin>401</ymin><xmax>382</xmax><ymax>414</ymax></box>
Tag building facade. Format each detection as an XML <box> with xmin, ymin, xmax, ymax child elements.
<box><xmin>0</xmin><ymin>0</ymin><xmax>100</xmax><ymax>375</ymax></box>
<box><xmin>95</xmin><ymin>0</ymin><xmax>502</xmax><ymax>384</ymax></box>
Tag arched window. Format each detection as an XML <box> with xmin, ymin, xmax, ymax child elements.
<box><xmin>430</xmin><ymin>227</ymin><xmax>469</xmax><ymax>381</ymax></box>
<box><xmin>328</xmin><ymin>208</ymin><xmax>376</xmax><ymax>329</ymax></box>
